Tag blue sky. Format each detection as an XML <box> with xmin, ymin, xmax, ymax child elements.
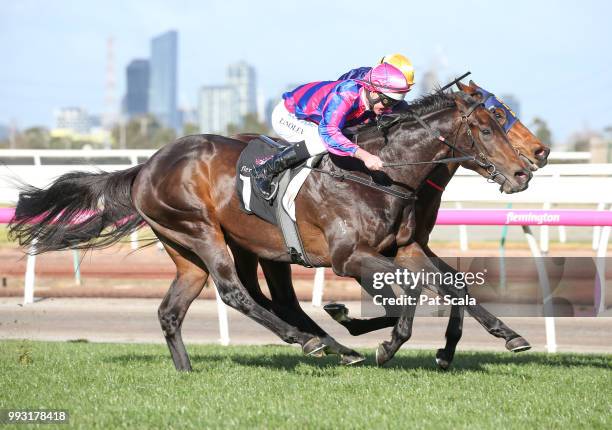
<box><xmin>1</xmin><ymin>0</ymin><xmax>611</xmax><ymax>144</ymax></box>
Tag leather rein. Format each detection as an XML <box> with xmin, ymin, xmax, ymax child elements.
<box><xmin>309</xmin><ymin>95</ymin><xmax>508</xmax><ymax>200</ymax></box>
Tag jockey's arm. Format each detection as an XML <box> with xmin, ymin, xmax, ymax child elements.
<box><xmin>318</xmin><ymin>91</ymin><xmax>384</xmax><ymax>171</ymax></box>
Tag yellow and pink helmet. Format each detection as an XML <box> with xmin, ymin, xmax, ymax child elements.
<box><xmin>362</xmin><ymin>63</ymin><xmax>412</xmax><ymax>101</ymax></box>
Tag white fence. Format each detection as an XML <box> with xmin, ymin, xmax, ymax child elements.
<box><xmin>0</xmin><ymin>149</ymin><xmax>598</xmax><ymax>203</ymax></box>
<box><xmin>1</xmin><ymin>149</ymin><xmax>609</xmax><ymax>349</ymax></box>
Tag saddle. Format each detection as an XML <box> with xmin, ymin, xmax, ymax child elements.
<box><xmin>236</xmin><ymin>136</ymin><xmax>322</xmax><ymax>267</ymax></box>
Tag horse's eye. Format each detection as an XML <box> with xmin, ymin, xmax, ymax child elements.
<box><xmin>494</xmin><ymin>112</ymin><xmax>502</xmax><ymax>119</ymax></box>
<box><xmin>482</xmin><ymin>129</ymin><xmax>491</xmax><ymax>135</ymax></box>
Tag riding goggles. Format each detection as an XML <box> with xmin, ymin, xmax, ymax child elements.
<box><xmin>377</xmin><ymin>92</ymin><xmax>404</xmax><ymax>108</ymax></box>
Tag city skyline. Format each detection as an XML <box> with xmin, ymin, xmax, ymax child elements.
<box><xmin>1</xmin><ymin>1</ymin><xmax>611</xmax><ymax>144</ymax></box>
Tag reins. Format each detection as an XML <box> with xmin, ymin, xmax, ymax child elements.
<box><xmin>305</xmin><ymin>91</ymin><xmax>512</xmax><ymax>200</ymax></box>
<box><xmin>379</xmin><ymin>97</ymin><xmax>509</xmax><ymax>186</ymax></box>
<box><xmin>308</xmin><ymin>165</ymin><xmax>416</xmax><ymax>200</ymax></box>
<box><xmin>305</xmin><ymin>100</ymin><xmax>487</xmax><ymax>202</ymax></box>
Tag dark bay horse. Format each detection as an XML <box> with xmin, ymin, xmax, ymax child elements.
<box><xmin>322</xmin><ymin>82</ymin><xmax>550</xmax><ymax>367</ymax></box>
<box><xmin>9</xmin><ymin>91</ymin><xmax>531</xmax><ymax>370</ymax></box>
<box><xmin>231</xmin><ymin>82</ymin><xmax>549</xmax><ymax>369</ymax></box>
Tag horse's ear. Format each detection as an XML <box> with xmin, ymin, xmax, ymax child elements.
<box><xmin>457</xmin><ymin>82</ymin><xmax>468</xmax><ymax>91</ymax></box>
<box><xmin>468</xmin><ymin>80</ymin><xmax>476</xmax><ymax>87</ymax></box>
<box><xmin>454</xmin><ymin>92</ymin><xmax>470</xmax><ymax>108</ymax></box>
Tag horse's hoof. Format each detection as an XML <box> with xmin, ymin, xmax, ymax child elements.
<box><xmin>303</xmin><ymin>337</ymin><xmax>326</xmax><ymax>357</ymax></box>
<box><xmin>340</xmin><ymin>352</ymin><xmax>366</xmax><ymax>366</ymax></box>
<box><xmin>435</xmin><ymin>349</ymin><xmax>451</xmax><ymax>371</ymax></box>
<box><xmin>323</xmin><ymin>303</ymin><xmax>351</xmax><ymax>322</ymax></box>
<box><xmin>375</xmin><ymin>343</ymin><xmax>391</xmax><ymax>367</ymax></box>
<box><xmin>309</xmin><ymin>349</ymin><xmax>325</xmax><ymax>358</ymax></box>
<box><xmin>506</xmin><ymin>336</ymin><xmax>531</xmax><ymax>353</ymax></box>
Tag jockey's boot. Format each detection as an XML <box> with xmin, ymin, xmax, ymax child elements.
<box><xmin>252</xmin><ymin>141</ymin><xmax>310</xmax><ymax>200</ymax></box>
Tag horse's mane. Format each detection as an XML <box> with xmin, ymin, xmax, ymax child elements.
<box><xmin>348</xmin><ymin>91</ymin><xmax>460</xmax><ymax>140</ymax></box>
<box><xmin>404</xmin><ymin>91</ymin><xmax>457</xmax><ymax>118</ymax></box>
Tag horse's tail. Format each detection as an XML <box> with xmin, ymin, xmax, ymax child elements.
<box><xmin>8</xmin><ymin>165</ymin><xmax>144</xmax><ymax>254</ymax></box>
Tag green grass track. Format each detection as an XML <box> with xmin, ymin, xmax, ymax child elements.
<box><xmin>1</xmin><ymin>341</ymin><xmax>610</xmax><ymax>429</ymax></box>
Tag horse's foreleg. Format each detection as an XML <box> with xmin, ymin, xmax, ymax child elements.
<box><xmin>324</xmin><ymin>303</ymin><xmax>397</xmax><ymax>336</ymax></box>
<box><xmin>158</xmin><ymin>240</ymin><xmax>208</xmax><ymax>372</ymax></box>
<box><xmin>435</xmin><ymin>306</ymin><xmax>464</xmax><ymax>370</ymax></box>
<box><xmin>259</xmin><ymin>258</ymin><xmax>365</xmax><ymax>364</ymax></box>
<box><xmin>421</xmin><ymin>245</ymin><xmax>531</xmax><ymax>358</ymax></box>
<box><xmin>466</xmin><ymin>303</ymin><xmax>531</xmax><ymax>352</ymax></box>
<box><xmin>322</xmin><ymin>241</ymin><xmax>434</xmax><ymax>337</ymax></box>
<box><xmin>334</xmin><ymin>245</ymin><xmax>423</xmax><ymax>366</ymax></box>
<box><xmin>193</xmin><ymin>227</ymin><xmax>314</xmax><ymax>348</ymax></box>
<box><xmin>229</xmin><ymin>243</ymin><xmax>330</xmax><ymax>357</ymax></box>
<box><xmin>419</xmin><ymin>249</ymin><xmax>466</xmax><ymax>370</ymax></box>
<box><xmin>229</xmin><ymin>241</ymin><xmax>275</xmax><ymax>312</ymax></box>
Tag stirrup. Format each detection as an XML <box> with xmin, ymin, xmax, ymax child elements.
<box><xmin>263</xmin><ymin>181</ymin><xmax>279</xmax><ymax>201</ymax></box>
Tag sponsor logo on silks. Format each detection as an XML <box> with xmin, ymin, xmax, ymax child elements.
<box><xmin>254</xmin><ymin>155</ymin><xmax>273</xmax><ymax>166</ymax></box>
<box><xmin>473</xmin><ymin>85</ymin><xmax>518</xmax><ymax>133</ymax></box>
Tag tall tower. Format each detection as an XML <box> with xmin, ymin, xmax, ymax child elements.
<box><xmin>149</xmin><ymin>30</ymin><xmax>179</xmax><ymax>131</ymax></box>
<box><xmin>226</xmin><ymin>61</ymin><xmax>257</xmax><ymax>123</ymax></box>
<box><xmin>125</xmin><ymin>59</ymin><xmax>150</xmax><ymax>118</ymax></box>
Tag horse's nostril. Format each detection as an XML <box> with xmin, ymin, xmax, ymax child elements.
<box><xmin>535</xmin><ymin>148</ymin><xmax>548</xmax><ymax>160</ymax></box>
<box><xmin>515</xmin><ymin>170</ymin><xmax>529</xmax><ymax>183</ymax></box>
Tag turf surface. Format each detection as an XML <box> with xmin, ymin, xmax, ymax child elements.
<box><xmin>1</xmin><ymin>341</ymin><xmax>610</xmax><ymax>429</ymax></box>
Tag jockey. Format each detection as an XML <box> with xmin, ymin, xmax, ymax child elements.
<box><xmin>252</xmin><ymin>62</ymin><xmax>413</xmax><ymax>200</ymax></box>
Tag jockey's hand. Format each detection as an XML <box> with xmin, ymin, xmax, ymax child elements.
<box><xmin>355</xmin><ymin>149</ymin><xmax>384</xmax><ymax>171</ymax></box>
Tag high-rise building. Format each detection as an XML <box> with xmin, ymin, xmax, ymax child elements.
<box><xmin>54</xmin><ymin>107</ymin><xmax>91</xmax><ymax>134</ymax></box>
<box><xmin>149</xmin><ymin>30</ymin><xmax>178</xmax><ymax>130</ymax></box>
<box><xmin>125</xmin><ymin>59</ymin><xmax>150</xmax><ymax>118</ymax></box>
<box><xmin>226</xmin><ymin>61</ymin><xmax>257</xmax><ymax>122</ymax></box>
<box><xmin>500</xmin><ymin>94</ymin><xmax>521</xmax><ymax>118</ymax></box>
<box><xmin>198</xmin><ymin>86</ymin><xmax>240</xmax><ymax>134</ymax></box>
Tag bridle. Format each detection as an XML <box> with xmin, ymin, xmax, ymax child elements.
<box><xmin>378</xmin><ymin>95</ymin><xmax>510</xmax><ymax>187</ymax></box>
<box><xmin>307</xmin><ymin>95</ymin><xmax>512</xmax><ymax>202</ymax></box>
<box><xmin>473</xmin><ymin>85</ymin><xmax>540</xmax><ymax>168</ymax></box>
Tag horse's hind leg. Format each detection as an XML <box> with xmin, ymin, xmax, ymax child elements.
<box><xmin>140</xmin><ymin>217</ymin><xmax>314</xmax><ymax>361</ymax></box>
<box><xmin>158</xmin><ymin>239</ymin><xmax>208</xmax><ymax>371</ymax></box>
